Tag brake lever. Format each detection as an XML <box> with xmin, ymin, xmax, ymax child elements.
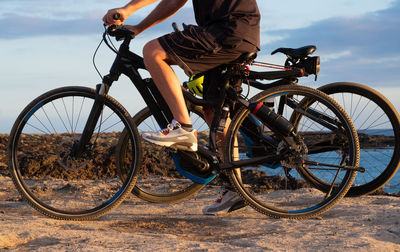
<box><xmin>105</xmin><ymin>25</ymin><xmax>135</xmax><ymax>41</ymax></box>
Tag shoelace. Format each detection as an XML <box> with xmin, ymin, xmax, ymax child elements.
<box><xmin>160</xmin><ymin>124</ymin><xmax>174</xmax><ymax>135</ymax></box>
<box><xmin>159</xmin><ymin>121</ymin><xmax>181</xmax><ymax>135</ymax></box>
<box><xmin>215</xmin><ymin>190</ymin><xmax>227</xmax><ymax>203</ymax></box>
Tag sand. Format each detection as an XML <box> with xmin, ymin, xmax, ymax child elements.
<box><xmin>0</xmin><ymin>175</ymin><xmax>399</xmax><ymax>251</ymax></box>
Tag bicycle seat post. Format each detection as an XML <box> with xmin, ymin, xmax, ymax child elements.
<box><xmin>208</xmin><ymin>67</ymin><xmax>233</xmax><ymax>154</ymax></box>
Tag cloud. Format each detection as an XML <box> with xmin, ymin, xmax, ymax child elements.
<box><xmin>260</xmin><ymin>0</ymin><xmax>400</xmax><ymax>87</ymax></box>
<box><xmin>0</xmin><ymin>5</ymin><xmax>195</xmax><ymax>39</ymax></box>
<box><xmin>1</xmin><ymin>0</ymin><xmax>398</xmax><ymax>88</ymax></box>
<box><xmin>0</xmin><ymin>14</ymin><xmax>102</xmax><ymax>39</ymax></box>
<box><xmin>263</xmin><ymin>1</ymin><xmax>399</xmax><ymax>55</ymax></box>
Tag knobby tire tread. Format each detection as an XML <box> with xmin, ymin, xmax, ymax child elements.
<box><xmin>225</xmin><ymin>85</ymin><xmax>359</xmax><ymax>219</ymax></box>
<box><xmin>7</xmin><ymin>86</ymin><xmax>141</xmax><ymax>220</ymax></box>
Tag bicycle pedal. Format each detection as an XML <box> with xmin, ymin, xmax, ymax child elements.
<box><xmin>171</xmin><ymin>152</ymin><xmax>217</xmax><ymax>184</ymax></box>
<box><xmin>170</xmin><ymin>142</ymin><xmax>198</xmax><ymax>152</ymax></box>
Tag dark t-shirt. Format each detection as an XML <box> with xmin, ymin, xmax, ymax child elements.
<box><xmin>192</xmin><ymin>0</ymin><xmax>260</xmax><ymax>49</ymax></box>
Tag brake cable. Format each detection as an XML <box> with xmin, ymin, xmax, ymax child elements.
<box><xmin>92</xmin><ymin>29</ymin><xmax>106</xmax><ymax>80</ymax></box>
<box><xmin>92</xmin><ymin>25</ymin><xmax>128</xmax><ymax>80</ymax></box>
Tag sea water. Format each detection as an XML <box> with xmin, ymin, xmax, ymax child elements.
<box><xmin>374</xmin><ymin>149</ymin><xmax>400</xmax><ymax>194</ymax></box>
<box><xmin>243</xmin><ymin>128</ymin><xmax>400</xmax><ymax>194</ymax></box>
<box><xmin>358</xmin><ymin>129</ymin><xmax>399</xmax><ymax>193</ymax></box>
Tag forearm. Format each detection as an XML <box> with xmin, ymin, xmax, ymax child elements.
<box><xmin>122</xmin><ymin>0</ymin><xmax>159</xmax><ymax>15</ymax></box>
<box><xmin>135</xmin><ymin>0</ymin><xmax>188</xmax><ymax>33</ymax></box>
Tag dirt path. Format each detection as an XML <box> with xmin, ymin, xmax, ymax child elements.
<box><xmin>0</xmin><ymin>175</ymin><xmax>399</xmax><ymax>251</ymax></box>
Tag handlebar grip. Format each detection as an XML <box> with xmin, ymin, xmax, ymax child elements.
<box><xmin>113</xmin><ymin>13</ymin><xmax>121</xmax><ymax>21</ymax></box>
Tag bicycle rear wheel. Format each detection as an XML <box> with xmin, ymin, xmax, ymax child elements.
<box><xmin>8</xmin><ymin>86</ymin><xmax>141</xmax><ymax>220</ymax></box>
<box><xmin>317</xmin><ymin>82</ymin><xmax>400</xmax><ymax>196</ymax></box>
<box><xmin>116</xmin><ymin>104</ymin><xmax>207</xmax><ymax>203</ymax></box>
<box><xmin>225</xmin><ymin>85</ymin><xmax>359</xmax><ymax>219</ymax></box>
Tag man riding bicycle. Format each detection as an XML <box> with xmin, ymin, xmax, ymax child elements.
<box><xmin>103</xmin><ymin>0</ymin><xmax>260</xmax><ymax>215</ymax></box>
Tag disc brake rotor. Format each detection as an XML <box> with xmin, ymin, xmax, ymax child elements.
<box><xmin>56</xmin><ymin>136</ymin><xmax>90</xmax><ymax>171</ymax></box>
<box><xmin>278</xmin><ymin>138</ymin><xmax>308</xmax><ymax>170</ymax></box>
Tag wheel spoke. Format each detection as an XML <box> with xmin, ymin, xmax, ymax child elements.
<box><xmin>9</xmin><ymin>87</ymin><xmax>139</xmax><ymax>220</ymax></box>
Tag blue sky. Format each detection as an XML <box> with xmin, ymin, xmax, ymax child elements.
<box><xmin>0</xmin><ymin>0</ymin><xmax>399</xmax><ymax>132</ymax></box>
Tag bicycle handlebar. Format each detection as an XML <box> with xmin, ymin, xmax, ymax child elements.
<box><xmin>104</xmin><ymin>12</ymin><xmax>135</xmax><ymax>40</ymax></box>
<box><xmin>106</xmin><ymin>25</ymin><xmax>135</xmax><ymax>41</ymax></box>
<box><xmin>113</xmin><ymin>13</ymin><xmax>121</xmax><ymax>20</ymax></box>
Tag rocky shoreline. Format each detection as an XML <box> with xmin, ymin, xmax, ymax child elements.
<box><xmin>0</xmin><ymin>133</ymin><xmax>398</xmax><ymax>196</ymax></box>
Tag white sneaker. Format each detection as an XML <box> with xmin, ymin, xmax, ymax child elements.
<box><xmin>202</xmin><ymin>190</ymin><xmax>245</xmax><ymax>215</ymax></box>
<box><xmin>142</xmin><ymin>120</ymin><xmax>198</xmax><ymax>152</ymax></box>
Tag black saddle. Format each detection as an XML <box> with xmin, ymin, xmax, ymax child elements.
<box><xmin>271</xmin><ymin>45</ymin><xmax>317</xmax><ymax>59</ymax></box>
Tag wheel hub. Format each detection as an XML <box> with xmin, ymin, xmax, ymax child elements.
<box><xmin>56</xmin><ymin>136</ymin><xmax>90</xmax><ymax>171</ymax></box>
<box><xmin>278</xmin><ymin>137</ymin><xmax>308</xmax><ymax>169</ymax></box>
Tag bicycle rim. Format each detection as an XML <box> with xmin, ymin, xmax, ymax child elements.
<box><xmin>116</xmin><ymin>105</ymin><xmax>206</xmax><ymax>203</ymax></box>
<box><xmin>7</xmin><ymin>86</ymin><xmax>140</xmax><ymax>220</ymax></box>
<box><xmin>318</xmin><ymin>82</ymin><xmax>400</xmax><ymax>196</ymax></box>
<box><xmin>225</xmin><ymin>85</ymin><xmax>359</xmax><ymax>219</ymax></box>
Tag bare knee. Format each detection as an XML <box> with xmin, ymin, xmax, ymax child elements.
<box><xmin>143</xmin><ymin>40</ymin><xmax>163</xmax><ymax>65</ymax></box>
<box><xmin>143</xmin><ymin>39</ymin><xmax>177</xmax><ymax>67</ymax></box>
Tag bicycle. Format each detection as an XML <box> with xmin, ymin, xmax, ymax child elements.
<box><xmin>118</xmin><ymin>45</ymin><xmax>400</xmax><ymax>202</ymax></box>
<box><xmin>241</xmin><ymin>82</ymin><xmax>400</xmax><ymax>198</ymax></box>
<box><xmin>316</xmin><ymin>83</ymin><xmax>400</xmax><ymax>196</ymax></box>
<box><xmin>244</xmin><ymin>50</ymin><xmax>400</xmax><ymax>197</ymax></box>
<box><xmin>8</xmin><ymin>25</ymin><xmax>361</xmax><ymax>220</ymax></box>
<box><xmin>128</xmin><ymin>46</ymin><xmax>400</xmax><ymax>200</ymax></box>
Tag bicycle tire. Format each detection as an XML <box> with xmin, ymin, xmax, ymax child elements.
<box><xmin>225</xmin><ymin>85</ymin><xmax>359</xmax><ymax>219</ymax></box>
<box><xmin>7</xmin><ymin>86</ymin><xmax>141</xmax><ymax>220</ymax></box>
<box><xmin>315</xmin><ymin>82</ymin><xmax>400</xmax><ymax>196</ymax></box>
<box><xmin>116</xmin><ymin>105</ymin><xmax>206</xmax><ymax>203</ymax></box>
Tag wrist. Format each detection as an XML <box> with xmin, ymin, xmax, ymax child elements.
<box><xmin>134</xmin><ymin>23</ymin><xmax>146</xmax><ymax>35</ymax></box>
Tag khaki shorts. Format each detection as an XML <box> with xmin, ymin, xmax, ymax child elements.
<box><xmin>158</xmin><ymin>24</ymin><xmax>257</xmax><ymax>102</ymax></box>
<box><xmin>158</xmin><ymin>24</ymin><xmax>257</xmax><ymax>76</ymax></box>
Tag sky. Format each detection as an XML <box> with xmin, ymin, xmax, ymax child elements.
<box><xmin>0</xmin><ymin>0</ymin><xmax>399</xmax><ymax>132</ymax></box>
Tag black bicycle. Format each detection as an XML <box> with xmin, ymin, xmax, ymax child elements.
<box><xmin>127</xmin><ymin>47</ymin><xmax>400</xmax><ymax>201</ymax></box>
<box><xmin>316</xmin><ymin>83</ymin><xmax>400</xmax><ymax>196</ymax></box>
<box><xmin>246</xmin><ymin>52</ymin><xmax>400</xmax><ymax>197</ymax></box>
<box><xmin>8</xmin><ymin>25</ymin><xmax>362</xmax><ymax>220</ymax></box>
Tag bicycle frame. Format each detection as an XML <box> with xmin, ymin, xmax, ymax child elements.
<box><xmin>71</xmin><ymin>34</ymin><xmax>172</xmax><ymax>156</ymax></box>
<box><xmin>73</xmin><ymin>27</ymin><xmax>364</xmax><ymax>175</ymax></box>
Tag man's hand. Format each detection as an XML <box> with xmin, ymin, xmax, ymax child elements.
<box><xmin>103</xmin><ymin>0</ymin><xmax>187</xmax><ymax>34</ymax></box>
<box><xmin>103</xmin><ymin>8</ymin><xmax>129</xmax><ymax>26</ymax></box>
<box><xmin>123</xmin><ymin>25</ymin><xmax>141</xmax><ymax>37</ymax></box>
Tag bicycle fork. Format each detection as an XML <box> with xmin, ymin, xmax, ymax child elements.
<box><xmin>70</xmin><ymin>82</ymin><xmax>111</xmax><ymax>157</ymax></box>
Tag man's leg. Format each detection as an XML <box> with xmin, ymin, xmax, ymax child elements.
<box><xmin>141</xmin><ymin>39</ymin><xmax>197</xmax><ymax>152</ymax></box>
<box><xmin>142</xmin><ymin>39</ymin><xmax>191</xmax><ymax>125</ymax></box>
<box><xmin>202</xmin><ymin>107</ymin><xmax>245</xmax><ymax>215</ymax></box>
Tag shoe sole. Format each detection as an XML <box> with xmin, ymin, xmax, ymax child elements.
<box><xmin>202</xmin><ymin>199</ymin><xmax>245</xmax><ymax>215</ymax></box>
<box><xmin>142</xmin><ymin>136</ymin><xmax>198</xmax><ymax>152</ymax></box>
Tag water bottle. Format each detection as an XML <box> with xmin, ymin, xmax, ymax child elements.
<box><xmin>248</xmin><ymin>101</ymin><xmax>294</xmax><ymax>136</ymax></box>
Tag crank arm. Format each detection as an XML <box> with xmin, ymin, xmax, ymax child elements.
<box><xmin>219</xmin><ymin>153</ymin><xmax>285</xmax><ymax>170</ymax></box>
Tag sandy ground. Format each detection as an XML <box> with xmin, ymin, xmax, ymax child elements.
<box><xmin>0</xmin><ymin>176</ymin><xmax>399</xmax><ymax>251</ymax></box>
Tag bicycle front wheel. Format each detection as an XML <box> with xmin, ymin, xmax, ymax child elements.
<box><xmin>317</xmin><ymin>82</ymin><xmax>400</xmax><ymax>196</ymax></box>
<box><xmin>225</xmin><ymin>85</ymin><xmax>359</xmax><ymax>219</ymax></box>
<box><xmin>8</xmin><ymin>86</ymin><xmax>141</xmax><ymax>220</ymax></box>
<box><xmin>116</xmin><ymin>105</ymin><xmax>207</xmax><ymax>203</ymax></box>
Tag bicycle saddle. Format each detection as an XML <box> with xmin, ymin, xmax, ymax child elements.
<box><xmin>271</xmin><ymin>45</ymin><xmax>317</xmax><ymax>58</ymax></box>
